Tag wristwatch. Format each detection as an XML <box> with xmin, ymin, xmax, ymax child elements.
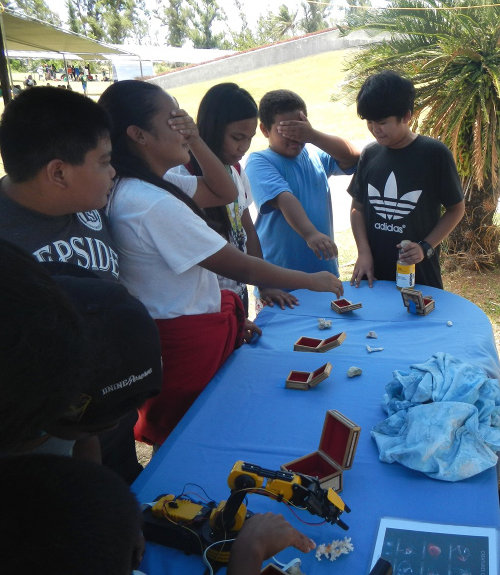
<box><xmin>418</xmin><ymin>240</ymin><xmax>434</xmax><ymax>259</ymax></box>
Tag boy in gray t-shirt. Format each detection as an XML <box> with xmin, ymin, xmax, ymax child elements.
<box><xmin>0</xmin><ymin>86</ymin><xmax>118</xmax><ymax>281</ymax></box>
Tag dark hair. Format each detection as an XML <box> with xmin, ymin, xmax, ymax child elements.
<box><xmin>0</xmin><ymin>86</ymin><xmax>111</xmax><ymax>183</ymax></box>
<box><xmin>356</xmin><ymin>70</ymin><xmax>415</xmax><ymax>121</ymax></box>
<box><xmin>0</xmin><ymin>240</ymin><xmax>85</xmax><ymax>451</ymax></box>
<box><xmin>98</xmin><ymin>80</ymin><xmax>204</xmax><ymax>219</ymax></box>
<box><xmin>196</xmin><ymin>83</ymin><xmax>257</xmax><ymax>163</ymax></box>
<box><xmin>259</xmin><ymin>89</ymin><xmax>307</xmax><ymax>130</ymax></box>
<box><xmin>191</xmin><ymin>83</ymin><xmax>257</xmax><ymax>238</ymax></box>
<box><xmin>0</xmin><ymin>454</ymin><xmax>142</xmax><ymax>574</ymax></box>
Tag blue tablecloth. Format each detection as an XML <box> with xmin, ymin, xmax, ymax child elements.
<box><xmin>133</xmin><ymin>281</ymin><xmax>500</xmax><ymax>575</ymax></box>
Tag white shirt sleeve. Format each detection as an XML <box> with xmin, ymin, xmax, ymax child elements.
<box><xmin>164</xmin><ymin>168</ymin><xmax>197</xmax><ymax>199</ymax></box>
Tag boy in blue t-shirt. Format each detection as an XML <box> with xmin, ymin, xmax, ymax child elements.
<box><xmin>246</xmin><ymin>89</ymin><xmax>359</xmax><ymax>276</ymax></box>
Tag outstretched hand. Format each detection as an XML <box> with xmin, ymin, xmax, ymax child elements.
<box><xmin>258</xmin><ymin>288</ymin><xmax>299</xmax><ymax>310</ymax></box>
<box><xmin>243</xmin><ymin>319</ymin><xmax>262</xmax><ymax>343</ymax></box>
<box><xmin>309</xmin><ymin>271</ymin><xmax>344</xmax><ymax>298</ymax></box>
<box><xmin>350</xmin><ymin>253</ymin><xmax>375</xmax><ymax>288</ymax></box>
<box><xmin>227</xmin><ymin>513</ymin><xmax>316</xmax><ymax>575</ymax></box>
<box><xmin>305</xmin><ymin>231</ymin><xmax>337</xmax><ymax>261</ymax></box>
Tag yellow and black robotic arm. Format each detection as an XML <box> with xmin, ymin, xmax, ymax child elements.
<box><xmin>142</xmin><ymin>461</ymin><xmax>350</xmax><ymax>564</ymax></box>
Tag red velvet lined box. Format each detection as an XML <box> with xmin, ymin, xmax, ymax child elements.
<box><xmin>293</xmin><ymin>332</ymin><xmax>346</xmax><ymax>353</ymax></box>
<box><xmin>330</xmin><ymin>298</ymin><xmax>362</xmax><ymax>313</ymax></box>
<box><xmin>281</xmin><ymin>410</ymin><xmax>360</xmax><ymax>492</ymax></box>
<box><xmin>285</xmin><ymin>362</ymin><xmax>332</xmax><ymax>390</ymax></box>
<box><xmin>401</xmin><ymin>288</ymin><xmax>435</xmax><ymax>315</ymax></box>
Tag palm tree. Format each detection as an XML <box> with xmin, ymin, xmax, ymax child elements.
<box><xmin>339</xmin><ymin>0</ymin><xmax>500</xmax><ymax>269</ymax></box>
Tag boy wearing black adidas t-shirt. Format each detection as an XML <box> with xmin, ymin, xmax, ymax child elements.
<box><xmin>348</xmin><ymin>71</ymin><xmax>464</xmax><ymax>289</ymax></box>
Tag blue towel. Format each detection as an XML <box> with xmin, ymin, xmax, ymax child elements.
<box><xmin>372</xmin><ymin>352</ymin><xmax>500</xmax><ymax>481</ymax></box>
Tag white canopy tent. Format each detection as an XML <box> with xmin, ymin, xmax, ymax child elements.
<box><xmin>0</xmin><ymin>9</ymin><xmax>131</xmax><ymax>103</ymax></box>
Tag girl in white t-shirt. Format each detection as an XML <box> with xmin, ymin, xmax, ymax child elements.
<box><xmin>98</xmin><ymin>80</ymin><xmax>344</xmax><ymax>446</ymax></box>
<box><xmin>171</xmin><ymin>82</ymin><xmax>298</xmax><ymax>315</ymax></box>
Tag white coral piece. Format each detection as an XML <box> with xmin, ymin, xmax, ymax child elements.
<box><xmin>317</xmin><ymin>318</ymin><xmax>332</xmax><ymax>330</ymax></box>
<box><xmin>315</xmin><ymin>536</ymin><xmax>354</xmax><ymax>561</ymax></box>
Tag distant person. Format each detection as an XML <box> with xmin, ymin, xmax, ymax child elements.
<box><xmin>172</xmin><ymin>82</ymin><xmax>298</xmax><ymax>313</ymax></box>
<box><xmin>98</xmin><ymin>80</ymin><xmax>343</xmax><ymax>446</ymax></box>
<box><xmin>80</xmin><ymin>73</ymin><xmax>88</xmax><ymax>95</ymax></box>
<box><xmin>36</xmin><ymin>65</ymin><xmax>44</xmax><ymax>80</ymax></box>
<box><xmin>23</xmin><ymin>74</ymin><xmax>35</xmax><ymax>88</ymax></box>
<box><xmin>348</xmin><ymin>70</ymin><xmax>465</xmax><ymax>289</ymax></box>
<box><xmin>246</xmin><ymin>89</ymin><xmax>359</xmax><ymax>277</ymax></box>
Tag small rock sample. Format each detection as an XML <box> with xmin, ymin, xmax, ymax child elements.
<box><xmin>347</xmin><ymin>366</ymin><xmax>362</xmax><ymax>378</ymax></box>
<box><xmin>366</xmin><ymin>331</ymin><xmax>378</xmax><ymax>339</ymax></box>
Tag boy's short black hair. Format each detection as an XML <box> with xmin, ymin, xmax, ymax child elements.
<box><xmin>0</xmin><ymin>454</ymin><xmax>143</xmax><ymax>574</ymax></box>
<box><xmin>356</xmin><ymin>70</ymin><xmax>415</xmax><ymax>121</ymax></box>
<box><xmin>259</xmin><ymin>89</ymin><xmax>307</xmax><ymax>130</ymax></box>
<box><xmin>0</xmin><ymin>86</ymin><xmax>111</xmax><ymax>183</ymax></box>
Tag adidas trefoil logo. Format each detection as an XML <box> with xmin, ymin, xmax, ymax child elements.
<box><xmin>368</xmin><ymin>172</ymin><xmax>422</xmax><ymax>221</ymax></box>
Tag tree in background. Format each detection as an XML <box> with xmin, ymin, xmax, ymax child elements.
<box><xmin>299</xmin><ymin>0</ymin><xmax>331</xmax><ymax>34</ymax></box>
<box><xmin>67</xmin><ymin>0</ymin><xmax>147</xmax><ymax>44</ymax></box>
<box><xmin>344</xmin><ymin>0</ymin><xmax>373</xmax><ymax>27</ymax></box>
<box><xmin>338</xmin><ymin>0</ymin><xmax>500</xmax><ymax>269</ymax></box>
<box><xmin>152</xmin><ymin>0</ymin><xmax>226</xmax><ymax>48</ymax></box>
<box><xmin>185</xmin><ymin>0</ymin><xmax>227</xmax><ymax>48</ymax></box>
<box><xmin>228</xmin><ymin>0</ymin><xmax>257</xmax><ymax>50</ymax></box>
<box><xmin>6</xmin><ymin>0</ymin><xmax>61</xmax><ymax>26</ymax></box>
<box><xmin>159</xmin><ymin>0</ymin><xmax>189</xmax><ymax>47</ymax></box>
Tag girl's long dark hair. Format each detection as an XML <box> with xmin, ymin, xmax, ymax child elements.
<box><xmin>190</xmin><ymin>83</ymin><xmax>258</xmax><ymax>238</ymax></box>
<box><xmin>98</xmin><ymin>80</ymin><xmax>205</xmax><ymax>219</ymax></box>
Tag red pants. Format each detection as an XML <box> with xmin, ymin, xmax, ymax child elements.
<box><xmin>134</xmin><ymin>290</ymin><xmax>245</xmax><ymax>445</ymax></box>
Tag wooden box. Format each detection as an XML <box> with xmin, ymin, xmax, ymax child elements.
<box><xmin>293</xmin><ymin>332</ymin><xmax>346</xmax><ymax>353</ymax></box>
<box><xmin>330</xmin><ymin>298</ymin><xmax>362</xmax><ymax>313</ymax></box>
<box><xmin>281</xmin><ymin>410</ymin><xmax>360</xmax><ymax>492</ymax></box>
<box><xmin>401</xmin><ymin>288</ymin><xmax>435</xmax><ymax>315</ymax></box>
<box><xmin>285</xmin><ymin>362</ymin><xmax>332</xmax><ymax>390</ymax></box>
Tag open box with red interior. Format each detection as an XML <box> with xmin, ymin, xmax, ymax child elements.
<box><xmin>281</xmin><ymin>410</ymin><xmax>360</xmax><ymax>492</ymax></box>
<box><xmin>293</xmin><ymin>332</ymin><xmax>346</xmax><ymax>353</ymax></box>
<box><xmin>330</xmin><ymin>298</ymin><xmax>362</xmax><ymax>313</ymax></box>
<box><xmin>285</xmin><ymin>362</ymin><xmax>332</xmax><ymax>390</ymax></box>
<box><xmin>400</xmin><ymin>288</ymin><xmax>435</xmax><ymax>315</ymax></box>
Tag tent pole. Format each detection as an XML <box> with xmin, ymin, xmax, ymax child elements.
<box><xmin>0</xmin><ymin>13</ymin><xmax>12</xmax><ymax>104</ymax></box>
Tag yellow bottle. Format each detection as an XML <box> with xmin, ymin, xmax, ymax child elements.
<box><xmin>396</xmin><ymin>240</ymin><xmax>415</xmax><ymax>289</ymax></box>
